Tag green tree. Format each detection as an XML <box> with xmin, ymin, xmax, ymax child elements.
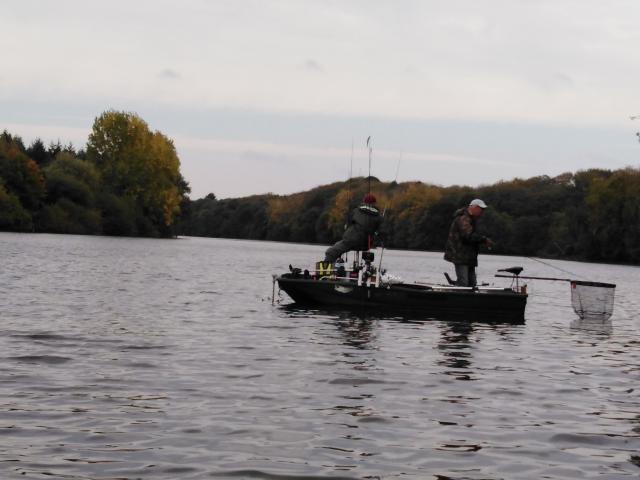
<box><xmin>39</xmin><ymin>152</ymin><xmax>102</xmax><ymax>234</ymax></box>
<box><xmin>86</xmin><ymin>110</ymin><xmax>188</xmax><ymax>236</ymax></box>
<box><xmin>585</xmin><ymin>168</ymin><xmax>640</xmax><ymax>262</ymax></box>
<box><xmin>45</xmin><ymin>152</ymin><xmax>100</xmax><ymax>205</ymax></box>
<box><xmin>0</xmin><ymin>181</ymin><xmax>33</xmax><ymax>231</ymax></box>
<box><xmin>26</xmin><ymin>138</ymin><xmax>50</xmax><ymax>166</ymax></box>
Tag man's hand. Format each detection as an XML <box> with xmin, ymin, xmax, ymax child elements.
<box><xmin>485</xmin><ymin>237</ymin><xmax>495</xmax><ymax>250</ymax></box>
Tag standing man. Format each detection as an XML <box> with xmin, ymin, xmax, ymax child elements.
<box><xmin>324</xmin><ymin>193</ymin><xmax>382</xmax><ymax>263</ymax></box>
<box><xmin>444</xmin><ymin>198</ymin><xmax>494</xmax><ymax>287</ymax></box>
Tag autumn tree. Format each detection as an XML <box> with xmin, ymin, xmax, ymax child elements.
<box><xmin>86</xmin><ymin>110</ymin><xmax>187</xmax><ymax>236</ymax></box>
<box><xmin>0</xmin><ymin>132</ymin><xmax>45</xmax><ymax>214</ymax></box>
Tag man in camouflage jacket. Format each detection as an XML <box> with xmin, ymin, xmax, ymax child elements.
<box><xmin>444</xmin><ymin>199</ymin><xmax>494</xmax><ymax>287</ymax></box>
<box><xmin>325</xmin><ymin>193</ymin><xmax>382</xmax><ymax>263</ymax></box>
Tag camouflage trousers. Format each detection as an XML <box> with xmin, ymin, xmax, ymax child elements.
<box><xmin>324</xmin><ymin>240</ymin><xmax>356</xmax><ymax>263</ymax></box>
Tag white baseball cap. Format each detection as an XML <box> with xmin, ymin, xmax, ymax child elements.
<box><xmin>469</xmin><ymin>198</ymin><xmax>487</xmax><ymax>209</ymax></box>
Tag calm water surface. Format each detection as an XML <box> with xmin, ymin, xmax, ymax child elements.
<box><xmin>1</xmin><ymin>233</ymin><xmax>639</xmax><ymax>479</ymax></box>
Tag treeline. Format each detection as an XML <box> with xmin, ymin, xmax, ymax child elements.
<box><xmin>3</xmin><ymin>115</ymin><xmax>639</xmax><ymax>264</ymax></box>
<box><xmin>0</xmin><ymin>111</ymin><xmax>189</xmax><ymax>237</ymax></box>
<box><xmin>179</xmin><ymin>169</ymin><xmax>640</xmax><ymax>264</ymax></box>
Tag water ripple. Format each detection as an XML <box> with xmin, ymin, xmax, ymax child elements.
<box><xmin>0</xmin><ymin>233</ymin><xmax>639</xmax><ymax>479</ymax></box>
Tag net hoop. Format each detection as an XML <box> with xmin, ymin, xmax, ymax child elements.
<box><xmin>571</xmin><ymin>280</ymin><xmax>616</xmax><ymax>289</ymax></box>
<box><xmin>570</xmin><ymin>280</ymin><xmax>616</xmax><ymax>321</ymax></box>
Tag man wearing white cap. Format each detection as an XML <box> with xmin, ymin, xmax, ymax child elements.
<box><xmin>444</xmin><ymin>198</ymin><xmax>494</xmax><ymax>287</ymax></box>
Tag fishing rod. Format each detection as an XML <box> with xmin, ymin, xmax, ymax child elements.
<box><xmin>394</xmin><ymin>151</ymin><xmax>402</xmax><ymax>182</ymax></box>
<box><xmin>348</xmin><ymin>138</ymin><xmax>354</xmax><ymax>217</ymax></box>
<box><xmin>345</xmin><ymin>139</ymin><xmax>354</xmax><ymax>266</ymax></box>
<box><xmin>377</xmin><ymin>151</ymin><xmax>402</xmax><ymax>276</ymax></box>
<box><xmin>495</xmin><ymin>274</ymin><xmax>572</xmax><ymax>282</ymax></box>
<box><xmin>382</xmin><ymin>151</ymin><xmax>402</xmax><ymax>217</ymax></box>
<box><xmin>366</xmin><ymin>136</ymin><xmax>372</xmax><ymax>195</ymax></box>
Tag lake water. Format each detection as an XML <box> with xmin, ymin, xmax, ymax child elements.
<box><xmin>1</xmin><ymin>232</ymin><xmax>639</xmax><ymax>480</ymax></box>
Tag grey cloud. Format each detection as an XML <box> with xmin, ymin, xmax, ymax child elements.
<box><xmin>158</xmin><ymin>68</ymin><xmax>181</xmax><ymax>79</ymax></box>
<box><xmin>301</xmin><ymin>59</ymin><xmax>324</xmax><ymax>72</ymax></box>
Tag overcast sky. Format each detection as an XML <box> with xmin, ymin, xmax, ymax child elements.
<box><xmin>2</xmin><ymin>0</ymin><xmax>639</xmax><ymax>199</ymax></box>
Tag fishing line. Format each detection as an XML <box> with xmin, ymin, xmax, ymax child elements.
<box><xmin>526</xmin><ymin>256</ymin><xmax>583</xmax><ymax>279</ymax></box>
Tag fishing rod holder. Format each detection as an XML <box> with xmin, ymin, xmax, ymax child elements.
<box><xmin>496</xmin><ymin>266</ymin><xmax>524</xmax><ymax>292</ymax></box>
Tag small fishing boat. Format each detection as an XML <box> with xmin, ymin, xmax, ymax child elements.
<box><xmin>273</xmin><ymin>254</ymin><xmax>528</xmax><ymax>324</ymax></box>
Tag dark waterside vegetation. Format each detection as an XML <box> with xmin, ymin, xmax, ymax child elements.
<box><xmin>177</xmin><ymin>170</ymin><xmax>640</xmax><ymax>265</ymax></box>
<box><xmin>1</xmin><ymin>111</ymin><xmax>189</xmax><ymax>237</ymax></box>
<box><xmin>2</xmin><ymin>114</ymin><xmax>639</xmax><ymax>263</ymax></box>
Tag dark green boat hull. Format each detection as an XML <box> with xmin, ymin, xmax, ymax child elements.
<box><xmin>276</xmin><ymin>274</ymin><xmax>527</xmax><ymax>323</ymax></box>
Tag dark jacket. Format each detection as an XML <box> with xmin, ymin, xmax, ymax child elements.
<box><xmin>343</xmin><ymin>204</ymin><xmax>382</xmax><ymax>250</ymax></box>
<box><xmin>443</xmin><ymin>207</ymin><xmax>487</xmax><ymax>266</ymax></box>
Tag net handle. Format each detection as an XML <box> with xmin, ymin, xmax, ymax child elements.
<box><xmin>495</xmin><ymin>275</ymin><xmax>616</xmax><ymax>289</ymax></box>
<box><xmin>495</xmin><ymin>274</ymin><xmax>571</xmax><ymax>282</ymax></box>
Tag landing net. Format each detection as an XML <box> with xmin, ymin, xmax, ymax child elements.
<box><xmin>570</xmin><ymin>280</ymin><xmax>616</xmax><ymax>321</ymax></box>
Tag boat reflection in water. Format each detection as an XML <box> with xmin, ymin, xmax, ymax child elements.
<box><xmin>332</xmin><ymin>317</ymin><xmax>377</xmax><ymax>350</ymax></box>
<box><xmin>437</xmin><ymin>322</ymin><xmax>475</xmax><ymax>380</ymax></box>
<box><xmin>278</xmin><ymin>304</ymin><xmax>390</xmax><ymax>350</ymax></box>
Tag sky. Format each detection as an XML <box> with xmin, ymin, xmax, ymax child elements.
<box><xmin>2</xmin><ymin>0</ymin><xmax>639</xmax><ymax>199</ymax></box>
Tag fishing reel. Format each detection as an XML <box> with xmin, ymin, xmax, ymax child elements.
<box><xmin>357</xmin><ymin>251</ymin><xmax>377</xmax><ymax>285</ymax></box>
